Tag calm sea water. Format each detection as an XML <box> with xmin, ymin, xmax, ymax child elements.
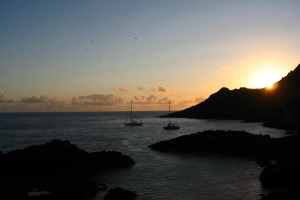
<box><xmin>0</xmin><ymin>112</ymin><xmax>286</xmax><ymax>199</ymax></box>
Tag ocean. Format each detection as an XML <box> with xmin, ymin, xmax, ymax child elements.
<box><xmin>0</xmin><ymin>112</ymin><xmax>286</xmax><ymax>199</ymax></box>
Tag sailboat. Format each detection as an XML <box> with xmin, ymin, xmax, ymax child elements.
<box><xmin>124</xmin><ymin>100</ymin><xmax>143</xmax><ymax>126</ymax></box>
<box><xmin>163</xmin><ymin>102</ymin><xmax>180</xmax><ymax>130</ymax></box>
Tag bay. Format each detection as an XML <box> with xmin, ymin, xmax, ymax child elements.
<box><xmin>0</xmin><ymin>112</ymin><xmax>286</xmax><ymax>199</ymax></box>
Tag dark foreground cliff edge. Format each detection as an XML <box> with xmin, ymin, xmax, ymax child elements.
<box><xmin>149</xmin><ymin>130</ymin><xmax>300</xmax><ymax>199</ymax></box>
<box><xmin>165</xmin><ymin>64</ymin><xmax>300</xmax><ymax>131</ymax></box>
<box><xmin>0</xmin><ymin>139</ymin><xmax>135</xmax><ymax>200</ymax></box>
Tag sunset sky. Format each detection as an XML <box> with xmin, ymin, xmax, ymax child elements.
<box><xmin>1</xmin><ymin>0</ymin><xmax>299</xmax><ymax>112</ymax></box>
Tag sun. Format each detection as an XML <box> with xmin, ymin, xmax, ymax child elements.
<box><xmin>251</xmin><ymin>68</ymin><xmax>282</xmax><ymax>89</ymax></box>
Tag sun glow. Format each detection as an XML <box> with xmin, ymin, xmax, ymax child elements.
<box><xmin>251</xmin><ymin>68</ymin><xmax>282</xmax><ymax>89</ymax></box>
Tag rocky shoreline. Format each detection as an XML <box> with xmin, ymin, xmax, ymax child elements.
<box><xmin>0</xmin><ymin>139</ymin><xmax>136</xmax><ymax>200</ymax></box>
<box><xmin>1</xmin><ymin>131</ymin><xmax>300</xmax><ymax>199</ymax></box>
<box><xmin>149</xmin><ymin>130</ymin><xmax>300</xmax><ymax>200</ymax></box>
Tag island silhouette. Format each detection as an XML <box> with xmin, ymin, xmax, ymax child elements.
<box><xmin>0</xmin><ymin>140</ymin><xmax>136</xmax><ymax>200</ymax></box>
<box><xmin>164</xmin><ymin>64</ymin><xmax>300</xmax><ymax>131</ymax></box>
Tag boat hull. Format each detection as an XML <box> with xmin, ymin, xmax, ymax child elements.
<box><xmin>163</xmin><ymin>125</ymin><xmax>180</xmax><ymax>130</ymax></box>
<box><xmin>125</xmin><ymin>122</ymin><xmax>143</xmax><ymax>126</ymax></box>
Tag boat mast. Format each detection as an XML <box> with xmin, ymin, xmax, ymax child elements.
<box><xmin>130</xmin><ymin>100</ymin><xmax>133</xmax><ymax>123</ymax></box>
<box><xmin>168</xmin><ymin>102</ymin><xmax>170</xmax><ymax>124</ymax></box>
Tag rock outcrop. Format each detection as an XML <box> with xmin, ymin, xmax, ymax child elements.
<box><xmin>149</xmin><ymin>130</ymin><xmax>300</xmax><ymax>199</ymax></box>
<box><xmin>104</xmin><ymin>187</ymin><xmax>136</xmax><ymax>200</ymax></box>
<box><xmin>0</xmin><ymin>139</ymin><xmax>135</xmax><ymax>200</ymax></box>
<box><xmin>260</xmin><ymin>158</ymin><xmax>300</xmax><ymax>189</ymax></box>
<box><xmin>149</xmin><ymin>130</ymin><xmax>300</xmax><ymax>161</ymax></box>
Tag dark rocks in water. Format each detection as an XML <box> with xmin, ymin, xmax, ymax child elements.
<box><xmin>0</xmin><ymin>139</ymin><xmax>90</xmax><ymax>177</ymax></box>
<box><xmin>0</xmin><ymin>139</ymin><xmax>135</xmax><ymax>176</ymax></box>
<box><xmin>149</xmin><ymin>130</ymin><xmax>300</xmax><ymax>162</ymax></box>
<box><xmin>263</xmin><ymin>119</ymin><xmax>299</xmax><ymax>130</ymax></box>
<box><xmin>150</xmin><ymin>130</ymin><xmax>271</xmax><ymax>161</ymax></box>
<box><xmin>255</xmin><ymin>157</ymin><xmax>272</xmax><ymax>168</ymax></box>
<box><xmin>286</xmin><ymin>130</ymin><xmax>300</xmax><ymax>135</ymax></box>
<box><xmin>0</xmin><ymin>139</ymin><xmax>135</xmax><ymax>200</ymax></box>
<box><xmin>149</xmin><ymin>130</ymin><xmax>300</xmax><ymax>199</ymax></box>
<box><xmin>261</xmin><ymin>190</ymin><xmax>300</xmax><ymax>200</ymax></box>
<box><xmin>104</xmin><ymin>187</ymin><xmax>136</xmax><ymax>200</ymax></box>
<box><xmin>260</xmin><ymin>158</ymin><xmax>300</xmax><ymax>189</ymax></box>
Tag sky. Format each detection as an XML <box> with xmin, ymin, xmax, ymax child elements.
<box><xmin>1</xmin><ymin>0</ymin><xmax>300</xmax><ymax>112</ymax></box>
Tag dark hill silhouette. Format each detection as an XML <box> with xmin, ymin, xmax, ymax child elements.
<box><xmin>167</xmin><ymin>64</ymin><xmax>300</xmax><ymax>130</ymax></box>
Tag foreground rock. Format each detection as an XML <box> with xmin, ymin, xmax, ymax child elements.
<box><xmin>0</xmin><ymin>139</ymin><xmax>135</xmax><ymax>200</ymax></box>
<box><xmin>259</xmin><ymin>159</ymin><xmax>300</xmax><ymax>200</ymax></box>
<box><xmin>260</xmin><ymin>158</ymin><xmax>300</xmax><ymax>190</ymax></box>
<box><xmin>149</xmin><ymin>130</ymin><xmax>300</xmax><ymax>199</ymax></box>
<box><xmin>261</xmin><ymin>190</ymin><xmax>300</xmax><ymax>200</ymax></box>
<box><xmin>104</xmin><ymin>187</ymin><xmax>136</xmax><ymax>200</ymax></box>
<box><xmin>150</xmin><ymin>130</ymin><xmax>299</xmax><ymax>161</ymax></box>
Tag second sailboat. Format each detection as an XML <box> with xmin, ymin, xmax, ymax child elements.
<box><xmin>124</xmin><ymin>100</ymin><xmax>143</xmax><ymax>126</ymax></box>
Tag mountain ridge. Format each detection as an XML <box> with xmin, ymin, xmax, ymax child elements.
<box><xmin>168</xmin><ymin>64</ymin><xmax>300</xmax><ymax>130</ymax></box>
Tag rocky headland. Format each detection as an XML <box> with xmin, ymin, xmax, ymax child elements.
<box><xmin>164</xmin><ymin>64</ymin><xmax>300</xmax><ymax>131</ymax></box>
<box><xmin>0</xmin><ymin>139</ymin><xmax>135</xmax><ymax>200</ymax></box>
<box><xmin>149</xmin><ymin>130</ymin><xmax>300</xmax><ymax>199</ymax></box>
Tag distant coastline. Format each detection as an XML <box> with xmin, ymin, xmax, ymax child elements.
<box><xmin>163</xmin><ymin>64</ymin><xmax>300</xmax><ymax>131</ymax></box>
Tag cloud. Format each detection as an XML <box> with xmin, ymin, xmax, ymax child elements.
<box><xmin>151</xmin><ymin>86</ymin><xmax>168</xmax><ymax>92</ymax></box>
<box><xmin>195</xmin><ymin>97</ymin><xmax>205</xmax><ymax>103</ymax></box>
<box><xmin>0</xmin><ymin>91</ymin><xmax>197</xmax><ymax>111</ymax></box>
<box><xmin>72</xmin><ymin>94</ymin><xmax>124</xmax><ymax>106</ymax></box>
<box><xmin>0</xmin><ymin>99</ymin><xmax>14</xmax><ymax>103</ymax></box>
<box><xmin>118</xmin><ymin>87</ymin><xmax>129</xmax><ymax>92</ymax></box>
<box><xmin>0</xmin><ymin>91</ymin><xmax>7</xmax><ymax>100</ymax></box>
<box><xmin>134</xmin><ymin>95</ymin><xmax>157</xmax><ymax>104</ymax></box>
<box><xmin>1</xmin><ymin>92</ymin><xmax>125</xmax><ymax>111</ymax></box>
<box><xmin>177</xmin><ymin>99</ymin><xmax>194</xmax><ymax>107</ymax></box>
<box><xmin>132</xmin><ymin>95</ymin><xmax>197</xmax><ymax>110</ymax></box>
<box><xmin>0</xmin><ymin>91</ymin><xmax>14</xmax><ymax>103</ymax></box>
<box><xmin>21</xmin><ymin>95</ymin><xmax>63</xmax><ymax>104</ymax></box>
<box><xmin>133</xmin><ymin>95</ymin><xmax>171</xmax><ymax>105</ymax></box>
<box><xmin>22</xmin><ymin>95</ymin><xmax>48</xmax><ymax>103</ymax></box>
<box><xmin>0</xmin><ymin>93</ymin><xmax>126</xmax><ymax>111</ymax></box>
<box><xmin>157</xmin><ymin>97</ymin><xmax>172</xmax><ymax>104</ymax></box>
<box><xmin>0</xmin><ymin>94</ymin><xmax>67</xmax><ymax>112</ymax></box>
